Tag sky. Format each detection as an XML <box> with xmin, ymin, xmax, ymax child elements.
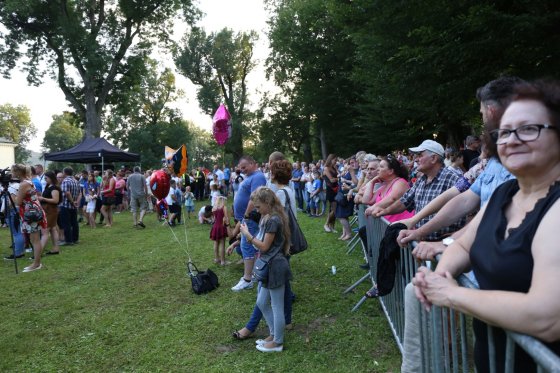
<box><xmin>0</xmin><ymin>0</ymin><xmax>270</xmax><ymax>152</ymax></box>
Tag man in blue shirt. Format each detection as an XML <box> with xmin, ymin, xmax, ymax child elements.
<box><xmin>291</xmin><ymin>162</ymin><xmax>303</xmax><ymax>210</ymax></box>
<box><xmin>232</xmin><ymin>155</ymin><xmax>267</xmax><ymax>291</ymax></box>
<box><xmin>223</xmin><ymin>164</ymin><xmax>231</xmax><ymax>196</ymax></box>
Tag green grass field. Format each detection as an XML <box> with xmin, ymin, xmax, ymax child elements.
<box><xmin>0</xmin><ymin>203</ymin><xmax>400</xmax><ymax>372</ymax></box>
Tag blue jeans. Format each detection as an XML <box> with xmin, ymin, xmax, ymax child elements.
<box><xmin>7</xmin><ymin>209</ymin><xmax>24</xmax><ymax>256</ymax></box>
<box><xmin>294</xmin><ymin>187</ymin><xmax>304</xmax><ymax>210</ymax></box>
<box><xmin>245</xmin><ymin>281</ymin><xmax>293</xmax><ymax>333</ymax></box>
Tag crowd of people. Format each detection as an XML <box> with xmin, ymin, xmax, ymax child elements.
<box><xmin>1</xmin><ymin>76</ymin><xmax>559</xmax><ymax>367</ymax></box>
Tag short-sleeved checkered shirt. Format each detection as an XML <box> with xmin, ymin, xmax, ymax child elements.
<box><xmin>61</xmin><ymin>176</ymin><xmax>80</xmax><ymax>209</ymax></box>
<box><xmin>400</xmin><ymin>166</ymin><xmax>465</xmax><ymax>241</ymax></box>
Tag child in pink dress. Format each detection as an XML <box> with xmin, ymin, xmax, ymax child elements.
<box><xmin>210</xmin><ymin>196</ymin><xmax>229</xmax><ymax>265</ymax></box>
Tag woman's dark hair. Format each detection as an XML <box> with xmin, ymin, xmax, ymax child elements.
<box><xmin>509</xmin><ymin>79</ymin><xmax>560</xmax><ymax>133</ymax></box>
<box><xmin>384</xmin><ymin>155</ymin><xmax>409</xmax><ymax>181</ymax></box>
<box><xmin>45</xmin><ymin>171</ymin><xmax>58</xmax><ymax>186</ymax></box>
<box><xmin>270</xmin><ymin>160</ymin><xmax>292</xmax><ymax>185</ymax></box>
<box><xmin>324</xmin><ymin>153</ymin><xmax>337</xmax><ymax>169</ymax></box>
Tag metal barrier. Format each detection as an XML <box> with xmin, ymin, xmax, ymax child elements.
<box><xmin>353</xmin><ymin>211</ymin><xmax>560</xmax><ymax>372</ymax></box>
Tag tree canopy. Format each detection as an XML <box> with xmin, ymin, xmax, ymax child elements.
<box><xmin>175</xmin><ymin>27</ymin><xmax>257</xmax><ymax>162</ymax></box>
<box><xmin>265</xmin><ymin>0</ymin><xmax>560</xmax><ymax>158</ymax></box>
<box><xmin>0</xmin><ymin>0</ymin><xmax>198</xmax><ymax>139</ymax></box>
<box><xmin>0</xmin><ymin>103</ymin><xmax>36</xmax><ymax>163</ymax></box>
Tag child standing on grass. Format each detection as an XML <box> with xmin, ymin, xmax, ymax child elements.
<box><xmin>183</xmin><ymin>185</ymin><xmax>195</xmax><ymax>219</ymax></box>
<box><xmin>85</xmin><ymin>188</ymin><xmax>97</xmax><ymax>228</ymax></box>
<box><xmin>210</xmin><ymin>183</ymin><xmax>221</xmax><ymax>206</ymax></box>
<box><xmin>210</xmin><ymin>196</ymin><xmax>229</xmax><ymax>266</ymax></box>
<box><xmin>308</xmin><ymin>171</ymin><xmax>322</xmax><ymax>216</ymax></box>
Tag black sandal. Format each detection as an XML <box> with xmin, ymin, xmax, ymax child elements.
<box><xmin>365</xmin><ymin>287</ymin><xmax>379</xmax><ymax>298</ymax></box>
<box><xmin>232</xmin><ymin>330</ymin><xmax>253</xmax><ymax>340</ymax></box>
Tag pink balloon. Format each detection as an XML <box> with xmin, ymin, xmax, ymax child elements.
<box><xmin>212</xmin><ymin>104</ymin><xmax>232</xmax><ymax>146</ymax></box>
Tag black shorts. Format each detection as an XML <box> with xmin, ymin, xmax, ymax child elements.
<box><xmin>102</xmin><ymin>196</ymin><xmax>115</xmax><ymax>206</ymax></box>
<box><xmin>169</xmin><ymin>204</ymin><xmax>181</xmax><ymax>214</ymax></box>
<box><xmin>326</xmin><ymin>187</ymin><xmax>337</xmax><ymax>202</ymax></box>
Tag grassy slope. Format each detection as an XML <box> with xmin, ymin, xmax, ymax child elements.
<box><xmin>0</xmin><ymin>203</ymin><xmax>400</xmax><ymax>372</ymax></box>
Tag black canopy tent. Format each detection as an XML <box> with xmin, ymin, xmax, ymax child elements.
<box><xmin>44</xmin><ymin>138</ymin><xmax>140</xmax><ymax>171</ymax></box>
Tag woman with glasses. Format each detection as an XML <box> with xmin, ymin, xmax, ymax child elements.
<box><xmin>415</xmin><ymin>80</ymin><xmax>560</xmax><ymax>372</ymax></box>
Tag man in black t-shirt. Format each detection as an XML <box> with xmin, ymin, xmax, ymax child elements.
<box><xmin>461</xmin><ymin>135</ymin><xmax>481</xmax><ymax>170</ymax></box>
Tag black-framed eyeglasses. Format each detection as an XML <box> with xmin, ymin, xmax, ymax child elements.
<box><xmin>490</xmin><ymin>124</ymin><xmax>556</xmax><ymax>145</ymax></box>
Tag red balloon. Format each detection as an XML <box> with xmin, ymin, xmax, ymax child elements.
<box><xmin>150</xmin><ymin>169</ymin><xmax>171</xmax><ymax>200</ymax></box>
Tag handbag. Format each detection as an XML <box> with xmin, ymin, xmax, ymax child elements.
<box><xmin>187</xmin><ymin>261</ymin><xmax>219</xmax><ymax>295</ymax></box>
<box><xmin>252</xmin><ymin>256</ymin><xmax>272</xmax><ymax>282</ymax></box>
<box><xmin>281</xmin><ymin>189</ymin><xmax>308</xmax><ymax>255</ymax></box>
<box><xmin>334</xmin><ymin>190</ymin><xmax>348</xmax><ymax>206</ymax></box>
<box><xmin>23</xmin><ymin>201</ymin><xmax>44</xmax><ymax>223</ymax></box>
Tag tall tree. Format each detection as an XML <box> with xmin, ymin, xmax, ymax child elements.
<box><xmin>0</xmin><ymin>0</ymin><xmax>198</xmax><ymax>139</ymax></box>
<box><xmin>105</xmin><ymin>59</ymin><xmax>184</xmax><ymax>150</ymax></box>
<box><xmin>42</xmin><ymin>111</ymin><xmax>83</xmax><ymax>171</ymax></box>
<box><xmin>0</xmin><ymin>103</ymin><xmax>36</xmax><ymax>162</ymax></box>
<box><xmin>266</xmin><ymin>0</ymin><xmax>362</xmax><ymax>159</ymax></box>
<box><xmin>42</xmin><ymin>112</ymin><xmax>83</xmax><ymax>153</ymax></box>
<box><xmin>339</xmin><ymin>0</ymin><xmax>560</xmax><ymax>149</ymax></box>
<box><xmin>126</xmin><ymin>115</ymin><xmax>191</xmax><ymax>170</ymax></box>
<box><xmin>175</xmin><ymin>27</ymin><xmax>257</xmax><ymax>162</ymax></box>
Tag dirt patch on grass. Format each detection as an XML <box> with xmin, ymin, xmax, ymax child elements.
<box><xmin>216</xmin><ymin>345</ymin><xmax>236</xmax><ymax>353</ymax></box>
<box><xmin>293</xmin><ymin>316</ymin><xmax>337</xmax><ymax>342</ymax></box>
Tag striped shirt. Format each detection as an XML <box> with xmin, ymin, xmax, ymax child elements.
<box><xmin>60</xmin><ymin>176</ymin><xmax>80</xmax><ymax>209</ymax></box>
<box><xmin>400</xmin><ymin>166</ymin><xmax>465</xmax><ymax>241</ymax></box>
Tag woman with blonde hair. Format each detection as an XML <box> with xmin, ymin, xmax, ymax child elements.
<box><xmin>11</xmin><ymin>164</ymin><xmax>46</xmax><ymax>272</ymax></box>
<box><xmin>239</xmin><ymin>187</ymin><xmax>292</xmax><ymax>352</ymax></box>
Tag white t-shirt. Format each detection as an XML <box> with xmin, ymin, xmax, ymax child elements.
<box><xmin>165</xmin><ymin>186</ymin><xmax>176</xmax><ymax>205</ymax></box>
<box><xmin>211</xmin><ymin>190</ymin><xmax>221</xmax><ymax>206</ymax></box>
<box><xmin>214</xmin><ymin>169</ymin><xmax>225</xmax><ymax>182</ymax></box>
<box><xmin>267</xmin><ymin>182</ymin><xmax>297</xmax><ymax>219</ymax></box>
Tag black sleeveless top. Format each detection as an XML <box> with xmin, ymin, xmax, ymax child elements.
<box><xmin>470</xmin><ymin>179</ymin><xmax>560</xmax><ymax>373</ymax></box>
<box><xmin>41</xmin><ymin>185</ymin><xmax>61</xmax><ymax>206</ymax></box>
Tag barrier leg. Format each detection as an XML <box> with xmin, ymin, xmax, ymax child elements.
<box><xmin>343</xmin><ymin>273</ymin><xmax>370</xmax><ymax>294</ymax></box>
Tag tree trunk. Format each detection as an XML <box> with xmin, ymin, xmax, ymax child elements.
<box><xmin>302</xmin><ymin>124</ymin><xmax>312</xmax><ymax>162</ymax></box>
<box><xmin>84</xmin><ymin>93</ymin><xmax>102</xmax><ymax>139</ymax></box>
<box><xmin>227</xmin><ymin>115</ymin><xmax>243</xmax><ymax>164</ymax></box>
<box><xmin>320</xmin><ymin>126</ymin><xmax>328</xmax><ymax>159</ymax></box>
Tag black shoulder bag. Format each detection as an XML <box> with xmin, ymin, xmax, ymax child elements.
<box><xmin>281</xmin><ymin>189</ymin><xmax>308</xmax><ymax>255</ymax></box>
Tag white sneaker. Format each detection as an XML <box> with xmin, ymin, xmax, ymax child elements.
<box><xmin>231</xmin><ymin>277</ymin><xmax>254</xmax><ymax>292</ymax></box>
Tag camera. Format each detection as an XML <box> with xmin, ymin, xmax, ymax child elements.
<box><xmin>0</xmin><ymin>167</ymin><xmax>19</xmax><ymax>186</ymax></box>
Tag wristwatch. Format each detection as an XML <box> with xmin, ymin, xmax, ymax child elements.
<box><xmin>442</xmin><ymin>237</ymin><xmax>455</xmax><ymax>247</ymax></box>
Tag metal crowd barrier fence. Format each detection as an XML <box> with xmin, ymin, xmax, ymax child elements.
<box><xmin>352</xmin><ymin>211</ymin><xmax>560</xmax><ymax>372</ymax></box>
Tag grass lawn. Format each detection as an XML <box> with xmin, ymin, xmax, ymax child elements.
<box><xmin>0</xmin><ymin>202</ymin><xmax>401</xmax><ymax>372</ymax></box>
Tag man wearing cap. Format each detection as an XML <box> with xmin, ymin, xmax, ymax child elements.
<box><xmin>370</xmin><ymin>139</ymin><xmax>464</xmax><ymax>241</ymax></box>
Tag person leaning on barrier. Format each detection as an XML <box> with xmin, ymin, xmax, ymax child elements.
<box><xmin>369</xmin><ymin>140</ymin><xmax>464</xmax><ymax>241</ymax></box>
<box><xmin>399</xmin><ymin>76</ymin><xmax>524</xmax><ymax>373</ymax></box>
<box><xmin>414</xmin><ymin>79</ymin><xmax>560</xmax><ymax>373</ymax></box>
<box><xmin>396</xmin><ymin>76</ymin><xmax>523</xmax><ymax>261</ymax></box>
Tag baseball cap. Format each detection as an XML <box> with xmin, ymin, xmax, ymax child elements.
<box><xmin>409</xmin><ymin>140</ymin><xmax>445</xmax><ymax>157</ymax></box>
